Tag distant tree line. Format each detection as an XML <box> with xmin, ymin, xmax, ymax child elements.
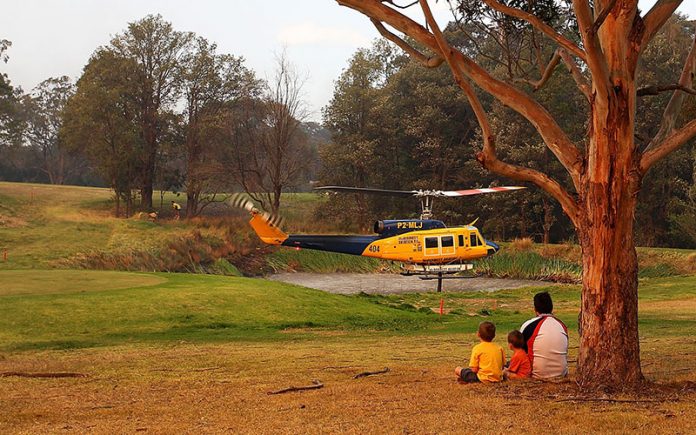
<box><xmin>0</xmin><ymin>15</ymin><xmax>324</xmax><ymax>217</ymax></box>
<box><xmin>317</xmin><ymin>15</ymin><xmax>696</xmax><ymax>249</ymax></box>
<box><xmin>2</xmin><ymin>13</ymin><xmax>695</xmax><ymax>247</ymax></box>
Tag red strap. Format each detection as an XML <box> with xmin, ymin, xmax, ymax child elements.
<box><xmin>527</xmin><ymin>317</ymin><xmax>547</xmax><ymax>369</ymax></box>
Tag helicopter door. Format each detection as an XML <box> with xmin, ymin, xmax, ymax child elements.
<box><xmin>441</xmin><ymin>235</ymin><xmax>455</xmax><ymax>256</ymax></box>
<box><xmin>424</xmin><ymin>236</ymin><xmax>440</xmax><ymax>256</ymax></box>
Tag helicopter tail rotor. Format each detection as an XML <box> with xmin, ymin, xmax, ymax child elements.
<box><xmin>228</xmin><ymin>193</ymin><xmax>287</xmax><ymax>244</ymax></box>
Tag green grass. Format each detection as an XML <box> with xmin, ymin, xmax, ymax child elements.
<box><xmin>0</xmin><ymin>270</ymin><xmax>433</xmax><ymax>351</ymax></box>
<box><xmin>2</xmin><ymin>269</ymin><xmax>696</xmax><ymax>352</ymax></box>
<box><xmin>266</xmin><ymin>248</ymin><xmax>390</xmax><ymax>273</ymax></box>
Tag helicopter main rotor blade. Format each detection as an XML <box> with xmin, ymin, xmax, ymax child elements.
<box><xmin>314</xmin><ymin>186</ymin><xmax>418</xmax><ymax>197</ymax></box>
<box><xmin>438</xmin><ymin>186</ymin><xmax>526</xmax><ymax>197</ymax></box>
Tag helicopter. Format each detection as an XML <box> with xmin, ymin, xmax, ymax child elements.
<box><xmin>229</xmin><ymin>185</ymin><xmax>525</xmax><ymax>292</ymax></box>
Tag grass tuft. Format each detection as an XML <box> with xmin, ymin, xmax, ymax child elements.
<box><xmin>509</xmin><ymin>237</ymin><xmax>534</xmax><ymax>252</ymax></box>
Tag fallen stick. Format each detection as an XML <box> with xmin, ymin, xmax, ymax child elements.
<box><xmin>353</xmin><ymin>367</ymin><xmax>390</xmax><ymax>379</ymax></box>
<box><xmin>268</xmin><ymin>379</ymin><xmax>323</xmax><ymax>395</ymax></box>
<box><xmin>1</xmin><ymin>372</ymin><xmax>88</xmax><ymax>378</ymax></box>
<box><xmin>555</xmin><ymin>397</ymin><xmax>677</xmax><ymax>404</ymax></box>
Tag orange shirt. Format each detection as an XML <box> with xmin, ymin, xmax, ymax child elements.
<box><xmin>508</xmin><ymin>348</ymin><xmax>532</xmax><ymax>378</ymax></box>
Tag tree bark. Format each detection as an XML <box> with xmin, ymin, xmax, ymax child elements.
<box><xmin>576</xmin><ymin>51</ymin><xmax>643</xmax><ymax>389</ymax></box>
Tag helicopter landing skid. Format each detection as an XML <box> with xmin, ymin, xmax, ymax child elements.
<box><xmin>400</xmin><ymin>263</ymin><xmax>474</xmax><ymax>292</ymax></box>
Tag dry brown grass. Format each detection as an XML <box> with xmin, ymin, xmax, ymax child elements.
<box><xmin>509</xmin><ymin>237</ymin><xmax>534</xmax><ymax>252</ymax></box>
<box><xmin>1</xmin><ymin>336</ymin><xmax>694</xmax><ymax>434</ymax></box>
<box><xmin>687</xmin><ymin>253</ymin><xmax>696</xmax><ymax>273</ymax></box>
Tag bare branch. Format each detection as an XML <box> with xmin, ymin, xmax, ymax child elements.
<box><xmin>571</xmin><ymin>0</ymin><xmax>612</xmax><ymax>97</ymax></box>
<box><xmin>480</xmin><ymin>0</ymin><xmax>587</xmax><ymax>62</ymax></box>
<box><xmin>337</xmin><ymin>0</ymin><xmax>583</xmax><ymax>188</ymax></box>
<box><xmin>418</xmin><ymin>0</ymin><xmax>580</xmax><ymax>225</ymax></box>
<box><xmin>640</xmin><ymin>0</ymin><xmax>684</xmax><ymax>51</ymax></box>
<box><xmin>383</xmin><ymin>0</ymin><xmax>419</xmax><ymax>10</ymax></box>
<box><xmin>637</xmin><ymin>83</ymin><xmax>696</xmax><ymax>97</ymax></box>
<box><xmin>644</xmin><ymin>32</ymin><xmax>696</xmax><ymax>152</ymax></box>
<box><xmin>515</xmin><ymin>50</ymin><xmax>562</xmax><ymax>91</ymax></box>
<box><xmin>558</xmin><ymin>49</ymin><xmax>592</xmax><ymax>101</ymax></box>
<box><xmin>640</xmin><ymin>118</ymin><xmax>696</xmax><ymax>173</ymax></box>
<box><xmin>589</xmin><ymin>0</ymin><xmax>618</xmax><ymax>35</ymax></box>
<box><xmin>371</xmin><ymin>19</ymin><xmax>444</xmax><ymax>68</ymax></box>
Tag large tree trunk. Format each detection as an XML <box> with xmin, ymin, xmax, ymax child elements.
<box><xmin>577</xmin><ymin>43</ymin><xmax>643</xmax><ymax>389</ymax></box>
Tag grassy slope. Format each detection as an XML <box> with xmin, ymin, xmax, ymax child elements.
<box><xmin>0</xmin><ymin>182</ymin><xmax>385</xmax><ymax>273</ymax></box>
<box><xmin>0</xmin><ymin>182</ymin><xmax>193</xmax><ymax>269</ymax></box>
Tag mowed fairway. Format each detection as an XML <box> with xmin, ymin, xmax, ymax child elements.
<box><xmin>1</xmin><ymin>270</ymin><xmax>696</xmax><ymax>433</ymax></box>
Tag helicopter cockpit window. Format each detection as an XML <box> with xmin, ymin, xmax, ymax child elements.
<box><xmin>425</xmin><ymin>237</ymin><xmax>438</xmax><ymax>249</ymax></box>
<box><xmin>470</xmin><ymin>234</ymin><xmax>479</xmax><ymax>247</ymax></box>
<box><xmin>458</xmin><ymin>235</ymin><xmax>465</xmax><ymax>247</ymax></box>
<box><xmin>441</xmin><ymin>236</ymin><xmax>454</xmax><ymax>247</ymax></box>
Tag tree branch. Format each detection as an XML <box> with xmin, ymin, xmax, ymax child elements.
<box><xmin>515</xmin><ymin>50</ymin><xmax>562</xmax><ymax>91</ymax></box>
<box><xmin>480</xmin><ymin>0</ymin><xmax>587</xmax><ymax>62</ymax></box>
<box><xmin>558</xmin><ymin>49</ymin><xmax>592</xmax><ymax>101</ymax></box>
<box><xmin>337</xmin><ymin>0</ymin><xmax>583</xmax><ymax>189</ymax></box>
<box><xmin>640</xmin><ymin>0</ymin><xmax>684</xmax><ymax>51</ymax></box>
<box><xmin>418</xmin><ymin>0</ymin><xmax>580</xmax><ymax>226</ymax></box>
<box><xmin>371</xmin><ymin>19</ymin><xmax>444</xmax><ymax>68</ymax></box>
<box><xmin>643</xmin><ymin>31</ymin><xmax>696</xmax><ymax>156</ymax></box>
<box><xmin>637</xmin><ymin>83</ymin><xmax>696</xmax><ymax>97</ymax></box>
<box><xmin>589</xmin><ymin>0</ymin><xmax>618</xmax><ymax>35</ymax></box>
<box><xmin>640</xmin><ymin>118</ymin><xmax>696</xmax><ymax>173</ymax></box>
<box><xmin>571</xmin><ymin>0</ymin><xmax>611</xmax><ymax>98</ymax></box>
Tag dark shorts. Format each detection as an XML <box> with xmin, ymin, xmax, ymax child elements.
<box><xmin>459</xmin><ymin>368</ymin><xmax>480</xmax><ymax>383</ymax></box>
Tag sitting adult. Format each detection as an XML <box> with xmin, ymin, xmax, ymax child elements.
<box><xmin>520</xmin><ymin>291</ymin><xmax>568</xmax><ymax>379</ymax></box>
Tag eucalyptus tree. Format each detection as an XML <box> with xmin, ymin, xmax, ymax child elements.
<box><xmin>335</xmin><ymin>0</ymin><xmax>696</xmax><ymax>390</ymax></box>
<box><xmin>109</xmin><ymin>14</ymin><xmax>193</xmax><ymax>209</ymax></box>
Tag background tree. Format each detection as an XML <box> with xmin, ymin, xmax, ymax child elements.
<box><xmin>110</xmin><ymin>14</ymin><xmax>193</xmax><ymax>210</ymax></box>
<box><xmin>227</xmin><ymin>53</ymin><xmax>311</xmax><ymax>215</ymax></box>
<box><xmin>62</xmin><ymin>50</ymin><xmax>142</xmax><ymax>216</ymax></box>
<box><xmin>21</xmin><ymin>76</ymin><xmax>81</xmax><ymax>184</ymax></box>
<box><xmin>0</xmin><ymin>40</ymin><xmax>23</xmax><ymax>152</ymax></box>
<box><xmin>335</xmin><ymin>0</ymin><xmax>696</xmax><ymax>390</ymax></box>
<box><xmin>178</xmin><ymin>37</ymin><xmax>261</xmax><ymax>218</ymax></box>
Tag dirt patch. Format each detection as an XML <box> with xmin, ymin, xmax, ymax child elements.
<box><xmin>268</xmin><ymin>272</ymin><xmax>550</xmax><ymax>294</ymax></box>
<box><xmin>0</xmin><ymin>213</ymin><xmax>27</xmax><ymax>228</ymax></box>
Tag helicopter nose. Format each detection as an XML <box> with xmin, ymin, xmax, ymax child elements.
<box><xmin>485</xmin><ymin>240</ymin><xmax>499</xmax><ymax>255</ymax></box>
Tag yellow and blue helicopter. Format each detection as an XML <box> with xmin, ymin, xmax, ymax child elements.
<box><xmin>230</xmin><ymin>185</ymin><xmax>524</xmax><ymax>291</ymax></box>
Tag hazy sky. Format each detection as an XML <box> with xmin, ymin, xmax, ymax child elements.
<box><xmin>2</xmin><ymin>1</ymin><xmax>695</xmax><ymax>121</ymax></box>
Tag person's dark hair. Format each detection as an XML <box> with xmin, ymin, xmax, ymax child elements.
<box><xmin>478</xmin><ymin>321</ymin><xmax>496</xmax><ymax>342</ymax></box>
<box><xmin>534</xmin><ymin>291</ymin><xmax>553</xmax><ymax>314</ymax></box>
<box><xmin>507</xmin><ymin>330</ymin><xmax>525</xmax><ymax>349</ymax></box>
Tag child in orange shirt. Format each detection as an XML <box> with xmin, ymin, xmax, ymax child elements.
<box><xmin>503</xmin><ymin>330</ymin><xmax>531</xmax><ymax>380</ymax></box>
<box><xmin>455</xmin><ymin>321</ymin><xmax>505</xmax><ymax>383</ymax></box>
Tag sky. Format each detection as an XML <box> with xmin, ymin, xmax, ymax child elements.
<box><xmin>2</xmin><ymin>1</ymin><xmax>696</xmax><ymax>122</ymax></box>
